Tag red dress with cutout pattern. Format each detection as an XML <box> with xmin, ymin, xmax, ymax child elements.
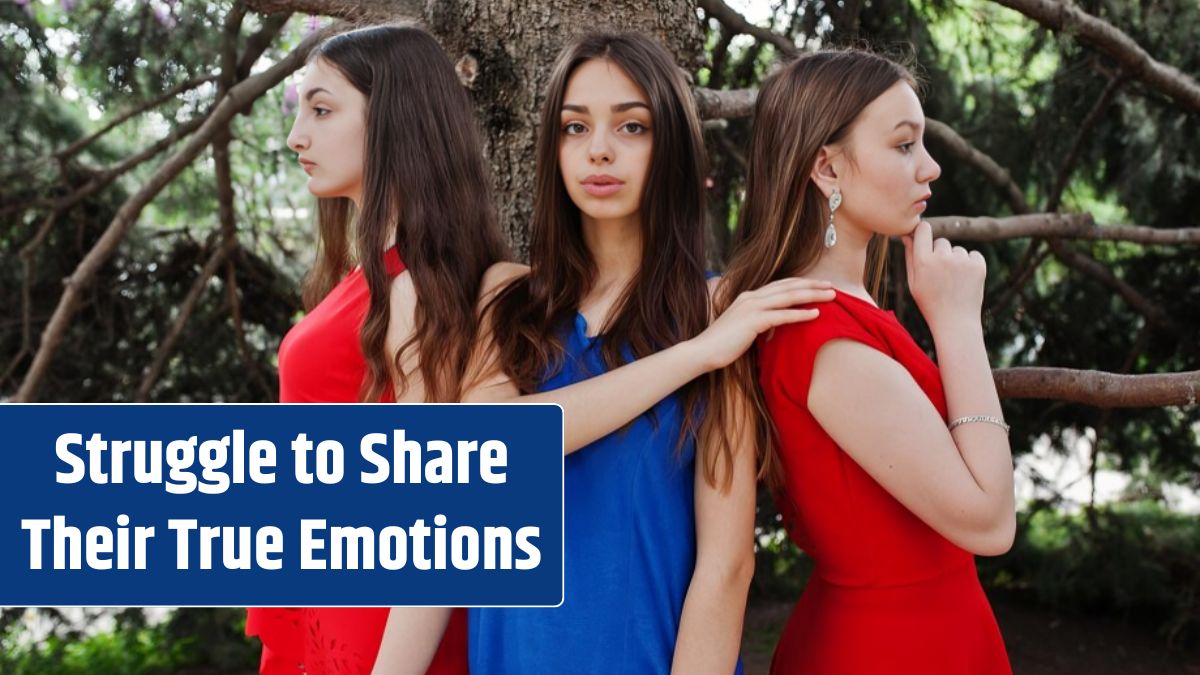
<box><xmin>246</xmin><ymin>247</ymin><xmax>468</xmax><ymax>675</ymax></box>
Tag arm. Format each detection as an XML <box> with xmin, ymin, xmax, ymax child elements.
<box><xmin>807</xmin><ymin>222</ymin><xmax>1014</xmax><ymax>556</ymax></box>
<box><xmin>670</xmin><ymin>382</ymin><xmax>757</xmax><ymax>675</ymax></box>
<box><xmin>370</xmin><ymin>607</ymin><xmax>453</xmax><ymax>675</ymax></box>
<box><xmin>464</xmin><ymin>263</ymin><xmax>836</xmax><ymax>454</ymax></box>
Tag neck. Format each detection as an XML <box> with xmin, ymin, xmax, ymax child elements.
<box><xmin>803</xmin><ymin>216</ymin><xmax>875</xmax><ymax>299</ymax></box>
<box><xmin>581</xmin><ymin>211</ymin><xmax>642</xmax><ymax>293</ymax></box>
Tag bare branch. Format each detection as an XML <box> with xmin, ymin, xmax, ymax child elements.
<box><xmin>698</xmin><ymin>0</ymin><xmax>802</xmax><ymax>57</ymax></box>
<box><xmin>987</xmin><ymin>240</ymin><xmax>1050</xmax><ymax>317</ymax></box>
<box><xmin>238</xmin><ymin>13</ymin><xmax>292</xmax><ymax>80</ymax></box>
<box><xmin>12</xmin><ymin>28</ymin><xmax>334</xmax><ymax>402</ymax></box>
<box><xmin>1045</xmin><ymin>238</ymin><xmax>1178</xmax><ymax>333</ymax></box>
<box><xmin>242</xmin><ymin>0</ymin><xmax>421</xmax><ymax>22</ymax></box>
<box><xmin>1046</xmin><ymin>72</ymin><xmax>1124</xmax><ymax>212</ymax></box>
<box><xmin>18</xmin><ymin>115</ymin><xmax>208</xmax><ymax>260</ymax></box>
<box><xmin>995</xmin><ymin>368</ymin><xmax>1200</xmax><ymax>408</ymax></box>
<box><xmin>927</xmin><ymin>213</ymin><xmax>1200</xmax><ymax>245</ymax></box>
<box><xmin>695</xmin><ymin>87</ymin><xmax>756</xmax><ymax>120</ymax></box>
<box><xmin>134</xmin><ymin>238</ymin><xmax>237</xmax><ymax>401</ymax></box>
<box><xmin>925</xmin><ymin>119</ymin><xmax>1028</xmax><ymax>215</ymax></box>
<box><xmin>53</xmin><ymin>74</ymin><xmax>216</xmax><ymax>164</ymax></box>
<box><xmin>991</xmin><ymin>0</ymin><xmax>1200</xmax><ymax>112</ymax></box>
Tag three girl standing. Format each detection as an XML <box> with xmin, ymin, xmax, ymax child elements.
<box><xmin>254</xmin><ymin>22</ymin><xmax>1015</xmax><ymax>675</ymax></box>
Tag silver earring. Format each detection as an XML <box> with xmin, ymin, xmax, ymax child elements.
<box><xmin>824</xmin><ymin>188</ymin><xmax>841</xmax><ymax>248</ymax></box>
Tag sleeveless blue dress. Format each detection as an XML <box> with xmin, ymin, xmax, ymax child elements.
<box><xmin>469</xmin><ymin>312</ymin><xmax>743</xmax><ymax>674</ymax></box>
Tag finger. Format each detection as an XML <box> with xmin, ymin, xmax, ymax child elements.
<box><xmin>901</xmin><ymin>236</ymin><xmax>914</xmax><ymax>273</ymax></box>
<box><xmin>747</xmin><ymin>278</ymin><xmax>833</xmax><ymax>301</ymax></box>
<box><xmin>952</xmin><ymin>245</ymin><xmax>968</xmax><ymax>257</ymax></box>
<box><xmin>759</xmin><ymin>277</ymin><xmax>835</xmax><ymax>292</ymax></box>
<box><xmin>934</xmin><ymin>237</ymin><xmax>952</xmax><ymax>254</ymax></box>
<box><xmin>912</xmin><ymin>220</ymin><xmax>933</xmax><ymax>257</ymax></box>
<box><xmin>758</xmin><ymin>282</ymin><xmax>837</xmax><ymax>302</ymax></box>
<box><xmin>758</xmin><ymin>287</ymin><xmax>837</xmax><ymax>309</ymax></box>
<box><xmin>765</xmin><ymin>308</ymin><xmax>820</xmax><ymax>327</ymax></box>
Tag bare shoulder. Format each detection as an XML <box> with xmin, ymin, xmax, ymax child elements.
<box><xmin>706</xmin><ymin>274</ymin><xmax>724</xmax><ymax>299</ymax></box>
<box><xmin>480</xmin><ymin>261</ymin><xmax>530</xmax><ymax>297</ymax></box>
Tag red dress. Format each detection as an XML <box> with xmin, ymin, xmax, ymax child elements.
<box><xmin>758</xmin><ymin>291</ymin><xmax>1011</xmax><ymax>675</ymax></box>
<box><xmin>246</xmin><ymin>247</ymin><xmax>468</xmax><ymax>675</ymax></box>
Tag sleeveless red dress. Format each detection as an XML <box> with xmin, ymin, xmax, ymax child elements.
<box><xmin>758</xmin><ymin>290</ymin><xmax>1011</xmax><ymax>675</ymax></box>
<box><xmin>246</xmin><ymin>247</ymin><xmax>468</xmax><ymax>675</ymax></box>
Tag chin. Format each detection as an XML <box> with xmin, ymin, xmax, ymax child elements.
<box><xmin>581</xmin><ymin>202</ymin><xmax>638</xmax><ymax>222</ymax></box>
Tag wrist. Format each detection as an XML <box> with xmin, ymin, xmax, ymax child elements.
<box><xmin>929</xmin><ymin>313</ymin><xmax>984</xmax><ymax>343</ymax></box>
<box><xmin>677</xmin><ymin>337</ymin><xmax>718</xmax><ymax>376</ymax></box>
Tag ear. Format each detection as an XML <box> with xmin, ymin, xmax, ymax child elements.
<box><xmin>809</xmin><ymin>145</ymin><xmax>840</xmax><ymax>200</ymax></box>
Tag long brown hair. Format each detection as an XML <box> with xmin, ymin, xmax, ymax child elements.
<box><xmin>486</xmin><ymin>32</ymin><xmax>710</xmax><ymax>459</ymax></box>
<box><xmin>710</xmin><ymin>48</ymin><xmax>917</xmax><ymax>486</ymax></box>
<box><xmin>302</xmin><ymin>25</ymin><xmax>508</xmax><ymax>402</ymax></box>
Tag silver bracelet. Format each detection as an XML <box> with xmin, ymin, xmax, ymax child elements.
<box><xmin>948</xmin><ymin>415</ymin><xmax>1010</xmax><ymax>434</ymax></box>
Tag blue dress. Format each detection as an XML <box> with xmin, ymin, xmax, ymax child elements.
<box><xmin>469</xmin><ymin>313</ymin><xmax>742</xmax><ymax>674</ymax></box>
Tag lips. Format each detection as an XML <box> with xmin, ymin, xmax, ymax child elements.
<box><xmin>914</xmin><ymin>192</ymin><xmax>931</xmax><ymax>212</ymax></box>
<box><xmin>299</xmin><ymin>159</ymin><xmax>317</xmax><ymax>174</ymax></box>
<box><xmin>581</xmin><ymin>174</ymin><xmax>624</xmax><ymax>197</ymax></box>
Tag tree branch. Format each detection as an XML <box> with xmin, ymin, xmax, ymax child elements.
<box><xmin>1046</xmin><ymin>72</ymin><xmax>1124</xmax><ymax>212</ymax></box>
<box><xmin>1046</xmin><ymin>238</ymin><xmax>1178</xmax><ymax>333</ymax></box>
<box><xmin>53</xmin><ymin>74</ymin><xmax>216</xmax><ymax>164</ymax></box>
<box><xmin>694</xmin><ymin>86</ymin><xmax>756</xmax><ymax>120</ymax></box>
<box><xmin>697</xmin><ymin>0</ymin><xmax>802</xmax><ymax>57</ymax></box>
<box><xmin>134</xmin><ymin>237</ymin><xmax>237</xmax><ymax>402</ymax></box>
<box><xmin>18</xmin><ymin>115</ymin><xmax>208</xmax><ymax>260</ymax></box>
<box><xmin>995</xmin><ymin>368</ymin><xmax>1199</xmax><ymax>408</ymax></box>
<box><xmin>924</xmin><ymin>119</ymin><xmax>1028</xmax><ymax>215</ymax></box>
<box><xmin>238</xmin><ymin>13</ymin><xmax>292</xmax><ymax>80</ymax></box>
<box><xmin>990</xmin><ymin>0</ymin><xmax>1200</xmax><ymax>112</ymax></box>
<box><xmin>242</xmin><ymin>0</ymin><xmax>421</xmax><ymax>22</ymax></box>
<box><xmin>12</xmin><ymin>27</ymin><xmax>333</xmax><ymax>402</ymax></box>
<box><xmin>927</xmin><ymin>213</ymin><xmax>1200</xmax><ymax>244</ymax></box>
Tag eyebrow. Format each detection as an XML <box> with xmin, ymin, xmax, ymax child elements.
<box><xmin>561</xmin><ymin>101</ymin><xmax>651</xmax><ymax>113</ymax></box>
<box><xmin>304</xmin><ymin>87</ymin><xmax>331</xmax><ymax>102</ymax></box>
<box><xmin>893</xmin><ymin>120</ymin><xmax>922</xmax><ymax>131</ymax></box>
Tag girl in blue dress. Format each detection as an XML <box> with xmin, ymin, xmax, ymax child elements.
<box><xmin>456</xmin><ymin>32</ymin><xmax>832</xmax><ymax>674</ymax></box>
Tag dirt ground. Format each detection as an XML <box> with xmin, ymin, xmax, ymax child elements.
<box><xmin>742</xmin><ymin>593</ymin><xmax>1200</xmax><ymax>675</ymax></box>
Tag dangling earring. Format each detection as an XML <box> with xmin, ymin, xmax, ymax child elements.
<box><xmin>824</xmin><ymin>188</ymin><xmax>841</xmax><ymax>248</ymax></box>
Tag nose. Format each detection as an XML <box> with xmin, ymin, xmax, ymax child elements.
<box><xmin>587</xmin><ymin>129</ymin><xmax>613</xmax><ymax>165</ymax></box>
<box><xmin>287</xmin><ymin>119</ymin><xmax>308</xmax><ymax>153</ymax></box>
<box><xmin>919</xmin><ymin>145</ymin><xmax>941</xmax><ymax>184</ymax></box>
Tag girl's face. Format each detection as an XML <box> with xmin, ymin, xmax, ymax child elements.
<box><xmin>286</xmin><ymin>58</ymin><xmax>368</xmax><ymax>205</ymax></box>
<box><xmin>825</xmin><ymin>81</ymin><xmax>942</xmax><ymax>237</ymax></box>
<box><xmin>558</xmin><ymin>58</ymin><xmax>653</xmax><ymax>224</ymax></box>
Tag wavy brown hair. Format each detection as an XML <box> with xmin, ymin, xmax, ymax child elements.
<box><xmin>301</xmin><ymin>25</ymin><xmax>508</xmax><ymax>402</ymax></box>
<box><xmin>709</xmin><ymin>48</ymin><xmax>917</xmax><ymax>486</ymax></box>
<box><xmin>486</xmin><ymin>32</ymin><xmax>713</xmax><ymax>470</ymax></box>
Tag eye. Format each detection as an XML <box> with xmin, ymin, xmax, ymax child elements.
<box><xmin>620</xmin><ymin>121</ymin><xmax>648</xmax><ymax>134</ymax></box>
<box><xmin>563</xmin><ymin>121</ymin><xmax>587</xmax><ymax>135</ymax></box>
<box><xmin>313</xmin><ymin>106</ymin><xmax>331</xmax><ymax>118</ymax></box>
<box><xmin>898</xmin><ymin>142</ymin><xmax>915</xmax><ymax>154</ymax></box>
